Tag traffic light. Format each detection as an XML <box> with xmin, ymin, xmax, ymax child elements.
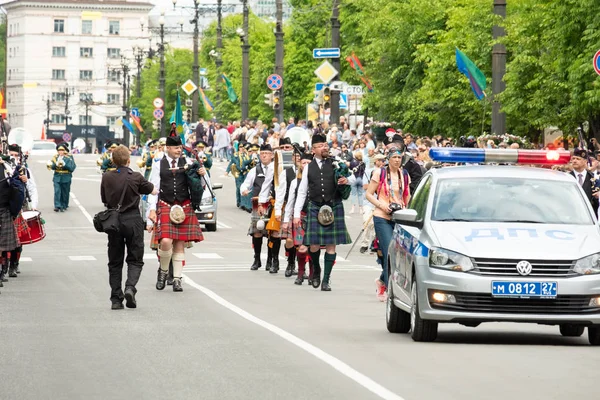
<box><xmin>264</xmin><ymin>92</ymin><xmax>273</xmax><ymax>107</ymax></box>
<box><xmin>186</xmin><ymin>108</ymin><xmax>192</xmax><ymax>122</ymax></box>
<box><xmin>152</xmin><ymin>120</ymin><xmax>158</xmax><ymax>130</ymax></box>
<box><xmin>323</xmin><ymin>87</ymin><xmax>331</xmax><ymax>110</ymax></box>
<box><xmin>273</xmin><ymin>89</ymin><xmax>281</xmax><ymax>111</ymax></box>
<box><xmin>156</xmin><ymin>119</ymin><xmax>162</xmax><ymax>132</ymax></box>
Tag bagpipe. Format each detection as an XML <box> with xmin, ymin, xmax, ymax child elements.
<box><xmin>331</xmin><ymin>155</ymin><xmax>352</xmax><ymax>200</ymax></box>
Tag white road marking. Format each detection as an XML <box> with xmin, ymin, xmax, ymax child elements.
<box><xmin>183</xmin><ymin>274</ymin><xmax>405</xmax><ymax>400</ymax></box>
<box><xmin>192</xmin><ymin>252</ymin><xmax>223</xmax><ymax>259</ymax></box>
<box><xmin>20</xmin><ymin>257</ymin><xmax>32</xmax><ymax>262</ymax></box>
<box><xmin>70</xmin><ymin>192</ymin><xmax>94</xmax><ymax>224</ymax></box>
<box><xmin>216</xmin><ymin>221</ymin><xmax>232</xmax><ymax>229</ymax></box>
<box><xmin>68</xmin><ymin>255</ymin><xmax>97</xmax><ymax>261</ymax></box>
<box><xmin>72</xmin><ymin>177</ymin><xmax>101</xmax><ymax>183</ymax></box>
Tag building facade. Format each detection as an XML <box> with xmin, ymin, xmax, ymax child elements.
<box><xmin>4</xmin><ymin>0</ymin><xmax>153</xmax><ymax>142</ymax></box>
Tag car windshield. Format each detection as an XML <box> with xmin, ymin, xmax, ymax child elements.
<box><xmin>33</xmin><ymin>142</ymin><xmax>56</xmax><ymax>150</ymax></box>
<box><xmin>431</xmin><ymin>177</ymin><xmax>593</xmax><ymax>225</ymax></box>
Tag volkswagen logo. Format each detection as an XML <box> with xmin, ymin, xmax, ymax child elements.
<box><xmin>516</xmin><ymin>260</ymin><xmax>533</xmax><ymax>276</ymax></box>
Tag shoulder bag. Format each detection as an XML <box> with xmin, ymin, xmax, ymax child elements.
<box><xmin>93</xmin><ymin>177</ymin><xmax>128</xmax><ymax>234</ymax></box>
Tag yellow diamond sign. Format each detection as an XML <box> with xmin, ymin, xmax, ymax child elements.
<box><xmin>314</xmin><ymin>61</ymin><xmax>339</xmax><ymax>84</ymax></box>
<box><xmin>182</xmin><ymin>79</ymin><xmax>198</xmax><ymax>96</ymax></box>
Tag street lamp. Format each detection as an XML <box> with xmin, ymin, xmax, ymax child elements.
<box><xmin>238</xmin><ymin>0</ymin><xmax>250</xmax><ymax>122</ymax></box>
<box><xmin>158</xmin><ymin>14</ymin><xmax>166</xmax><ymax>137</ymax></box>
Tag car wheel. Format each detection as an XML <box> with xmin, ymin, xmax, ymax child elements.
<box><xmin>410</xmin><ymin>280</ymin><xmax>438</xmax><ymax>342</ymax></box>
<box><xmin>205</xmin><ymin>223</ymin><xmax>217</xmax><ymax>232</ymax></box>
<box><xmin>588</xmin><ymin>326</ymin><xmax>600</xmax><ymax>345</ymax></box>
<box><xmin>386</xmin><ymin>276</ymin><xmax>410</xmax><ymax>334</ymax></box>
<box><xmin>559</xmin><ymin>324</ymin><xmax>584</xmax><ymax>337</ymax></box>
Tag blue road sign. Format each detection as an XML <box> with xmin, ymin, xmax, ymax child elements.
<box><xmin>62</xmin><ymin>133</ymin><xmax>71</xmax><ymax>142</ymax></box>
<box><xmin>131</xmin><ymin>108</ymin><xmax>140</xmax><ymax>117</ymax></box>
<box><xmin>267</xmin><ymin>74</ymin><xmax>283</xmax><ymax>90</ymax></box>
<box><xmin>313</xmin><ymin>48</ymin><xmax>341</xmax><ymax>59</ymax></box>
<box><xmin>315</xmin><ymin>83</ymin><xmax>329</xmax><ymax>91</ymax></box>
<box><xmin>153</xmin><ymin>108</ymin><xmax>164</xmax><ymax>119</ymax></box>
<box><xmin>339</xmin><ymin>93</ymin><xmax>348</xmax><ymax>109</ymax></box>
<box><xmin>594</xmin><ymin>50</ymin><xmax>600</xmax><ymax>76</ymax></box>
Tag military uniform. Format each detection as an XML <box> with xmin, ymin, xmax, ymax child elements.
<box><xmin>194</xmin><ymin>141</ymin><xmax>213</xmax><ymax>175</ymax></box>
<box><xmin>98</xmin><ymin>141</ymin><xmax>118</xmax><ymax>173</ymax></box>
<box><xmin>239</xmin><ymin>143</ymin><xmax>258</xmax><ymax>212</ymax></box>
<box><xmin>48</xmin><ymin>142</ymin><xmax>76</xmax><ymax>212</ymax></box>
<box><xmin>227</xmin><ymin>142</ymin><xmax>250</xmax><ymax>210</ymax></box>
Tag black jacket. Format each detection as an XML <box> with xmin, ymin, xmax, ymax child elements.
<box><xmin>570</xmin><ymin>170</ymin><xmax>599</xmax><ymax>214</ymax></box>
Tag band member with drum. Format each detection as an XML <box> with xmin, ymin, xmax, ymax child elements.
<box><xmin>101</xmin><ymin>145</ymin><xmax>157</xmax><ymax>309</ymax></box>
<box><xmin>0</xmin><ymin>156</ymin><xmax>20</xmax><ymax>290</ymax></box>
<box><xmin>8</xmin><ymin>143</ymin><xmax>39</xmax><ymax>277</ymax></box>
<box><xmin>273</xmin><ymin>137</ymin><xmax>300</xmax><ymax>277</ymax></box>
<box><xmin>240</xmin><ymin>143</ymin><xmax>282</xmax><ymax>271</ymax></box>
<box><xmin>293</xmin><ymin>134</ymin><xmax>352</xmax><ymax>291</ymax></box>
<box><xmin>147</xmin><ymin>135</ymin><xmax>206</xmax><ymax>292</ymax></box>
<box><xmin>48</xmin><ymin>142</ymin><xmax>76</xmax><ymax>212</ymax></box>
<box><xmin>282</xmin><ymin>152</ymin><xmax>314</xmax><ymax>285</ymax></box>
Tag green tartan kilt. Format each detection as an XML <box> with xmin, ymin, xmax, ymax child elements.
<box><xmin>303</xmin><ymin>201</ymin><xmax>351</xmax><ymax>246</ymax></box>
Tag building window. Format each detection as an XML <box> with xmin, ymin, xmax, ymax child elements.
<box><xmin>52</xmin><ymin>69</ymin><xmax>65</xmax><ymax>80</ymax></box>
<box><xmin>80</xmin><ymin>93</ymin><xmax>93</xmax><ymax>102</ymax></box>
<box><xmin>54</xmin><ymin>19</ymin><xmax>65</xmax><ymax>33</ymax></box>
<box><xmin>107</xmin><ymin>94</ymin><xmax>120</xmax><ymax>104</ymax></box>
<box><xmin>80</xmin><ymin>47</ymin><xmax>93</xmax><ymax>58</ymax></box>
<box><xmin>79</xmin><ymin>115</ymin><xmax>92</xmax><ymax>125</ymax></box>
<box><xmin>107</xmin><ymin>116</ymin><xmax>118</xmax><ymax>126</ymax></box>
<box><xmin>52</xmin><ymin>46</ymin><xmax>66</xmax><ymax>57</ymax></box>
<box><xmin>51</xmin><ymin>114</ymin><xmax>66</xmax><ymax>124</ymax></box>
<box><xmin>52</xmin><ymin>92</ymin><xmax>66</xmax><ymax>102</ymax></box>
<box><xmin>107</xmin><ymin>48</ymin><xmax>120</xmax><ymax>59</ymax></box>
<box><xmin>108</xmin><ymin>70</ymin><xmax>121</xmax><ymax>82</ymax></box>
<box><xmin>82</xmin><ymin>20</ymin><xmax>92</xmax><ymax>34</ymax></box>
<box><xmin>109</xmin><ymin>21</ymin><xmax>120</xmax><ymax>35</ymax></box>
<box><xmin>80</xmin><ymin>70</ymin><xmax>93</xmax><ymax>81</ymax></box>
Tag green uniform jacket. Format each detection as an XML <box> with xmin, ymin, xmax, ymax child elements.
<box><xmin>50</xmin><ymin>154</ymin><xmax>76</xmax><ymax>182</ymax></box>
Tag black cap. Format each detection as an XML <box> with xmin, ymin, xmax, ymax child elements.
<box><xmin>385</xmin><ymin>134</ymin><xmax>404</xmax><ymax>145</ymax></box>
<box><xmin>166</xmin><ymin>135</ymin><xmax>182</xmax><ymax>146</ymax></box>
<box><xmin>260</xmin><ymin>144</ymin><xmax>273</xmax><ymax>152</ymax></box>
<box><xmin>57</xmin><ymin>142</ymin><xmax>69</xmax><ymax>151</ymax></box>
<box><xmin>8</xmin><ymin>143</ymin><xmax>20</xmax><ymax>153</ymax></box>
<box><xmin>196</xmin><ymin>141</ymin><xmax>208</xmax><ymax>148</ymax></box>
<box><xmin>573</xmin><ymin>148</ymin><xmax>588</xmax><ymax>159</ymax></box>
<box><xmin>104</xmin><ymin>140</ymin><xmax>114</xmax><ymax>150</ymax></box>
<box><xmin>311</xmin><ymin>134</ymin><xmax>326</xmax><ymax>144</ymax></box>
<box><xmin>301</xmin><ymin>153</ymin><xmax>313</xmax><ymax>161</ymax></box>
<box><xmin>279</xmin><ymin>137</ymin><xmax>292</xmax><ymax>146</ymax></box>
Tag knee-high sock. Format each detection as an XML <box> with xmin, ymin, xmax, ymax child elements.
<box><xmin>157</xmin><ymin>248</ymin><xmax>173</xmax><ymax>272</ymax></box>
<box><xmin>287</xmin><ymin>246</ymin><xmax>296</xmax><ymax>265</ymax></box>
<box><xmin>297</xmin><ymin>251</ymin><xmax>307</xmax><ymax>276</ymax></box>
<box><xmin>172</xmin><ymin>252</ymin><xmax>185</xmax><ymax>278</ymax></box>
<box><xmin>252</xmin><ymin>236</ymin><xmax>263</xmax><ymax>258</ymax></box>
<box><xmin>270</xmin><ymin>237</ymin><xmax>281</xmax><ymax>260</ymax></box>
<box><xmin>324</xmin><ymin>252</ymin><xmax>336</xmax><ymax>279</ymax></box>
<box><xmin>309</xmin><ymin>249</ymin><xmax>321</xmax><ymax>274</ymax></box>
<box><xmin>10</xmin><ymin>247</ymin><xmax>21</xmax><ymax>263</ymax></box>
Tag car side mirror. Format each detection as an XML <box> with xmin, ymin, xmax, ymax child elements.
<box><xmin>212</xmin><ymin>183</ymin><xmax>223</xmax><ymax>190</ymax></box>
<box><xmin>392</xmin><ymin>209</ymin><xmax>423</xmax><ymax>228</ymax></box>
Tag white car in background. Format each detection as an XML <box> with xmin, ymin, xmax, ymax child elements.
<box><xmin>30</xmin><ymin>140</ymin><xmax>57</xmax><ymax>156</ymax></box>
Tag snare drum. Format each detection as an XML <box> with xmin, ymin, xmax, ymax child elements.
<box><xmin>19</xmin><ymin>211</ymin><xmax>46</xmax><ymax>245</ymax></box>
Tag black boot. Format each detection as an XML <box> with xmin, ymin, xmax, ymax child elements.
<box><xmin>173</xmin><ymin>278</ymin><xmax>183</xmax><ymax>292</ymax></box>
<box><xmin>8</xmin><ymin>261</ymin><xmax>17</xmax><ymax>278</ymax></box>
<box><xmin>0</xmin><ymin>263</ymin><xmax>8</xmax><ymax>282</ymax></box>
<box><xmin>265</xmin><ymin>239</ymin><xmax>273</xmax><ymax>272</ymax></box>
<box><xmin>321</xmin><ymin>253</ymin><xmax>336</xmax><ymax>292</ymax></box>
<box><xmin>156</xmin><ymin>268</ymin><xmax>168</xmax><ymax>290</ymax></box>
<box><xmin>309</xmin><ymin>249</ymin><xmax>321</xmax><ymax>289</ymax></box>
<box><xmin>15</xmin><ymin>263</ymin><xmax>20</xmax><ymax>274</ymax></box>
<box><xmin>284</xmin><ymin>247</ymin><xmax>296</xmax><ymax>277</ymax></box>
<box><xmin>250</xmin><ymin>237</ymin><xmax>263</xmax><ymax>270</ymax></box>
<box><xmin>270</xmin><ymin>238</ymin><xmax>281</xmax><ymax>273</ymax></box>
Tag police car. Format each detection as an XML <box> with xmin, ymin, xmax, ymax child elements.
<box><xmin>386</xmin><ymin>148</ymin><xmax>600</xmax><ymax>345</ymax></box>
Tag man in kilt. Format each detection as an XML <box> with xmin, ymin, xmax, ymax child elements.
<box><xmin>283</xmin><ymin>152</ymin><xmax>314</xmax><ymax>285</ymax></box>
<box><xmin>7</xmin><ymin>143</ymin><xmax>39</xmax><ymax>277</ymax></box>
<box><xmin>293</xmin><ymin>134</ymin><xmax>351</xmax><ymax>291</ymax></box>
<box><xmin>0</xmin><ymin>156</ymin><xmax>20</xmax><ymax>290</ymax></box>
<box><xmin>147</xmin><ymin>135</ymin><xmax>206</xmax><ymax>292</ymax></box>
<box><xmin>240</xmin><ymin>144</ymin><xmax>284</xmax><ymax>271</ymax></box>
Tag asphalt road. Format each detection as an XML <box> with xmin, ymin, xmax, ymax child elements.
<box><xmin>1</xmin><ymin>154</ymin><xmax>598</xmax><ymax>400</ymax></box>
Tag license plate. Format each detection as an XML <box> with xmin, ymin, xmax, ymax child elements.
<box><xmin>491</xmin><ymin>281</ymin><xmax>558</xmax><ymax>298</ymax></box>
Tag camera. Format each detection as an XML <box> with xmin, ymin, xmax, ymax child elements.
<box><xmin>389</xmin><ymin>203</ymin><xmax>403</xmax><ymax>213</ymax></box>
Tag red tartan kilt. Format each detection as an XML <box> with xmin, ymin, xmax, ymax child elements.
<box><xmin>156</xmin><ymin>200</ymin><xmax>204</xmax><ymax>242</ymax></box>
<box><xmin>14</xmin><ymin>213</ymin><xmax>29</xmax><ymax>237</ymax></box>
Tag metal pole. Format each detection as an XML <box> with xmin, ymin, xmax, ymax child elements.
<box><xmin>329</xmin><ymin>0</ymin><xmax>341</xmax><ymax>126</ymax></box>
<box><xmin>64</xmin><ymin>86</ymin><xmax>69</xmax><ymax>134</ymax></box>
<box><xmin>136</xmin><ymin>50</ymin><xmax>142</xmax><ymax>99</ymax></box>
<box><xmin>159</xmin><ymin>25</ymin><xmax>166</xmax><ymax>137</ymax></box>
<box><xmin>491</xmin><ymin>0</ymin><xmax>506</xmax><ymax>136</ymax></box>
<box><xmin>241</xmin><ymin>0</ymin><xmax>250</xmax><ymax>121</ymax></box>
<box><xmin>274</xmin><ymin>0</ymin><xmax>284</xmax><ymax>123</ymax></box>
<box><xmin>45</xmin><ymin>97</ymin><xmax>50</xmax><ymax>134</ymax></box>
<box><xmin>122</xmin><ymin>63</ymin><xmax>130</xmax><ymax>147</ymax></box>
<box><xmin>192</xmin><ymin>5</ymin><xmax>200</xmax><ymax>122</ymax></box>
<box><xmin>216</xmin><ymin>0</ymin><xmax>223</xmax><ymax>120</ymax></box>
<box><xmin>85</xmin><ymin>99</ymin><xmax>89</xmax><ymax>152</ymax></box>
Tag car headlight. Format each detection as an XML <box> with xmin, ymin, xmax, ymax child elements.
<box><xmin>200</xmin><ymin>197</ymin><xmax>213</xmax><ymax>206</ymax></box>
<box><xmin>429</xmin><ymin>247</ymin><xmax>474</xmax><ymax>272</ymax></box>
<box><xmin>573</xmin><ymin>253</ymin><xmax>600</xmax><ymax>275</ymax></box>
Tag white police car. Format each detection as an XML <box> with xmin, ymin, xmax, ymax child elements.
<box><xmin>386</xmin><ymin>148</ymin><xmax>600</xmax><ymax>345</ymax></box>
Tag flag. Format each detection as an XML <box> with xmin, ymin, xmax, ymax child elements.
<box><xmin>345</xmin><ymin>52</ymin><xmax>373</xmax><ymax>92</ymax></box>
<box><xmin>455</xmin><ymin>48</ymin><xmax>487</xmax><ymax>100</ymax></box>
<box><xmin>131</xmin><ymin>114</ymin><xmax>144</xmax><ymax>133</ymax></box>
<box><xmin>199</xmin><ymin>88</ymin><xmax>214</xmax><ymax>112</ymax></box>
<box><xmin>0</xmin><ymin>89</ymin><xmax>6</xmax><ymax>118</ymax></box>
<box><xmin>221</xmin><ymin>74</ymin><xmax>238</xmax><ymax>103</ymax></box>
<box><xmin>119</xmin><ymin>116</ymin><xmax>136</xmax><ymax>135</ymax></box>
<box><xmin>169</xmin><ymin>90</ymin><xmax>184</xmax><ymax>135</ymax></box>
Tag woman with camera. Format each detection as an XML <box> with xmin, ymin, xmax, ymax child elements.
<box><xmin>365</xmin><ymin>148</ymin><xmax>411</xmax><ymax>302</ymax></box>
